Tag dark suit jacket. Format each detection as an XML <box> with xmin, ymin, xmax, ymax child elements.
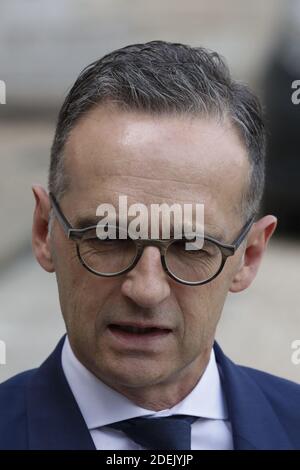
<box><xmin>1</xmin><ymin>337</ymin><xmax>300</xmax><ymax>450</ymax></box>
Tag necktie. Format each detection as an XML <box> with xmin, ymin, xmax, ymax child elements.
<box><xmin>107</xmin><ymin>414</ymin><xmax>198</xmax><ymax>450</ymax></box>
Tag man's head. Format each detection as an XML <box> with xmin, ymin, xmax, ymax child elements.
<box><xmin>32</xmin><ymin>41</ymin><xmax>276</xmax><ymax>409</ymax></box>
<box><xmin>49</xmin><ymin>40</ymin><xmax>266</xmax><ymax>222</ymax></box>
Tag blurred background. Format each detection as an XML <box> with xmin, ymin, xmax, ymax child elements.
<box><xmin>0</xmin><ymin>0</ymin><xmax>299</xmax><ymax>383</ymax></box>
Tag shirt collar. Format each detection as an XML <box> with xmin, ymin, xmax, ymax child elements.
<box><xmin>61</xmin><ymin>336</ymin><xmax>228</xmax><ymax>430</ymax></box>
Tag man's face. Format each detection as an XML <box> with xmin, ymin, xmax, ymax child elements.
<box><xmin>50</xmin><ymin>103</ymin><xmax>249</xmax><ymax>392</ymax></box>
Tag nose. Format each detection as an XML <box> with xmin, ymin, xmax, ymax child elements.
<box><xmin>121</xmin><ymin>246</ymin><xmax>171</xmax><ymax>308</ymax></box>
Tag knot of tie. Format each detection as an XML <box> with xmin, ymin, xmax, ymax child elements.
<box><xmin>107</xmin><ymin>414</ymin><xmax>198</xmax><ymax>450</ymax></box>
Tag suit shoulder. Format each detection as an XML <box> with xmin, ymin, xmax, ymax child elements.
<box><xmin>0</xmin><ymin>369</ymin><xmax>36</xmax><ymax>449</ymax></box>
<box><xmin>240</xmin><ymin>365</ymin><xmax>300</xmax><ymax>431</ymax></box>
<box><xmin>0</xmin><ymin>368</ymin><xmax>36</xmax><ymax>391</ymax></box>
<box><xmin>240</xmin><ymin>365</ymin><xmax>300</xmax><ymax>398</ymax></box>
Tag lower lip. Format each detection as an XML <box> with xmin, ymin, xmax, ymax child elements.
<box><xmin>107</xmin><ymin>326</ymin><xmax>172</xmax><ymax>348</ymax></box>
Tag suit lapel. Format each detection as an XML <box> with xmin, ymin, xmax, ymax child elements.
<box><xmin>26</xmin><ymin>336</ymin><xmax>95</xmax><ymax>450</ymax></box>
<box><xmin>214</xmin><ymin>342</ymin><xmax>293</xmax><ymax>450</ymax></box>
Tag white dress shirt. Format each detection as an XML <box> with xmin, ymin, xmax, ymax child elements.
<box><xmin>61</xmin><ymin>336</ymin><xmax>233</xmax><ymax>450</ymax></box>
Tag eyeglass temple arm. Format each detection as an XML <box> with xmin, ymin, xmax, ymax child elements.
<box><xmin>49</xmin><ymin>192</ymin><xmax>73</xmax><ymax>238</ymax></box>
<box><xmin>232</xmin><ymin>215</ymin><xmax>256</xmax><ymax>250</ymax></box>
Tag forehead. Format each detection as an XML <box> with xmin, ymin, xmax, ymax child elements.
<box><xmin>63</xmin><ymin>103</ymin><xmax>249</xmax><ymax>236</ymax></box>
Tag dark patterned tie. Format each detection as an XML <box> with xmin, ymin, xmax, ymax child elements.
<box><xmin>107</xmin><ymin>414</ymin><xmax>198</xmax><ymax>450</ymax></box>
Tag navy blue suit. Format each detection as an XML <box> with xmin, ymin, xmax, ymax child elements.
<box><xmin>1</xmin><ymin>337</ymin><xmax>300</xmax><ymax>449</ymax></box>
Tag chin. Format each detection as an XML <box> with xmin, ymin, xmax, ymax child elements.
<box><xmin>101</xmin><ymin>363</ymin><xmax>169</xmax><ymax>390</ymax></box>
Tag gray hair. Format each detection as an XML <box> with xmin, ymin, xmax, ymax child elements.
<box><xmin>49</xmin><ymin>40</ymin><xmax>266</xmax><ymax>220</ymax></box>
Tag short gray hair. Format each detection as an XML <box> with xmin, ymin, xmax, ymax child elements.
<box><xmin>49</xmin><ymin>40</ymin><xmax>266</xmax><ymax>220</ymax></box>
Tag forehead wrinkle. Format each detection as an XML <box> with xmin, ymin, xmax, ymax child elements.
<box><xmin>100</xmin><ymin>173</ymin><xmax>213</xmax><ymax>189</ymax></box>
<box><xmin>67</xmin><ymin>148</ymin><xmax>214</xmax><ymax>186</ymax></box>
<box><xmin>78</xmin><ymin>186</ymin><xmax>213</xmax><ymax>210</ymax></box>
<box><xmin>69</xmin><ymin>171</ymin><xmax>213</xmax><ymax>203</ymax></box>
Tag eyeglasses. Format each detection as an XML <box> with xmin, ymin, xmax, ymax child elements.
<box><xmin>49</xmin><ymin>193</ymin><xmax>255</xmax><ymax>286</ymax></box>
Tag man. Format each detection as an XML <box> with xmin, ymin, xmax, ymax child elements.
<box><xmin>1</xmin><ymin>40</ymin><xmax>299</xmax><ymax>450</ymax></box>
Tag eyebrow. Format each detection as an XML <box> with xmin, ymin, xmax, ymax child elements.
<box><xmin>72</xmin><ymin>214</ymin><xmax>225</xmax><ymax>240</ymax></box>
<box><xmin>73</xmin><ymin>215</ymin><xmax>100</xmax><ymax>229</ymax></box>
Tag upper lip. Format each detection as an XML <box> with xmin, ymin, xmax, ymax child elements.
<box><xmin>109</xmin><ymin>322</ymin><xmax>172</xmax><ymax>330</ymax></box>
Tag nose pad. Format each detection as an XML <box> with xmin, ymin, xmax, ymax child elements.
<box><xmin>121</xmin><ymin>246</ymin><xmax>171</xmax><ymax>308</ymax></box>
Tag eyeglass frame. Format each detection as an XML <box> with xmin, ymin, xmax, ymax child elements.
<box><xmin>49</xmin><ymin>192</ymin><xmax>255</xmax><ymax>286</ymax></box>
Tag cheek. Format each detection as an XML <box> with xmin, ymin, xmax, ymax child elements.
<box><xmin>52</xmin><ymin>239</ymin><xmax>115</xmax><ymax>327</ymax></box>
<box><xmin>177</xmin><ymin>283</ymin><xmax>227</xmax><ymax>346</ymax></box>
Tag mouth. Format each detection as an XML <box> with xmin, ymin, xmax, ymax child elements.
<box><xmin>107</xmin><ymin>323</ymin><xmax>173</xmax><ymax>347</ymax></box>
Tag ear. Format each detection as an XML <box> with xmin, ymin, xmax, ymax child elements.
<box><xmin>32</xmin><ymin>184</ymin><xmax>55</xmax><ymax>273</ymax></box>
<box><xmin>229</xmin><ymin>215</ymin><xmax>277</xmax><ymax>293</ymax></box>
